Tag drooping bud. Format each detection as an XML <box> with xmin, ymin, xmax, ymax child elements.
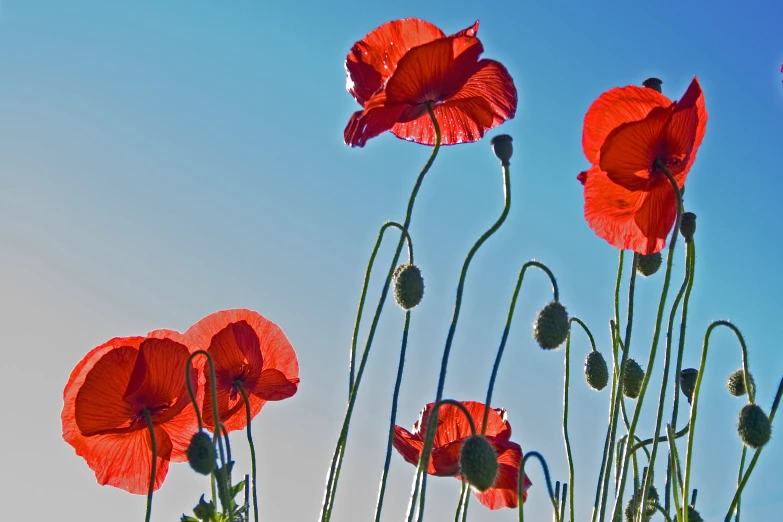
<box><xmin>727</xmin><ymin>368</ymin><xmax>756</xmax><ymax>398</ymax></box>
<box><xmin>187</xmin><ymin>431</ymin><xmax>217</xmax><ymax>475</ymax></box>
<box><xmin>624</xmin><ymin>484</ymin><xmax>659</xmax><ymax>522</ymax></box>
<box><xmin>533</xmin><ymin>301</ymin><xmax>570</xmax><ymax>350</ymax></box>
<box><xmin>636</xmin><ymin>253</ymin><xmax>662</xmax><ymax>277</ymax></box>
<box><xmin>623</xmin><ymin>359</ymin><xmax>645</xmax><ymax>399</ymax></box>
<box><xmin>459</xmin><ymin>435</ymin><xmax>499</xmax><ymax>492</ymax></box>
<box><xmin>737</xmin><ymin>403</ymin><xmax>772</xmax><ymax>449</ymax></box>
<box><xmin>393</xmin><ymin>264</ymin><xmax>424</xmax><ymax>310</ymax></box>
<box><xmin>642</xmin><ymin>77</ymin><xmax>663</xmax><ymax>93</ymax></box>
<box><xmin>584</xmin><ymin>351</ymin><xmax>609</xmax><ymax>391</ymax></box>
<box><xmin>490</xmin><ymin>134</ymin><xmax>513</xmax><ymax>166</ymax></box>
<box><xmin>680</xmin><ymin>368</ymin><xmax>699</xmax><ymax>404</ymax></box>
<box><xmin>680</xmin><ymin>212</ymin><xmax>697</xmax><ymax>242</ymax></box>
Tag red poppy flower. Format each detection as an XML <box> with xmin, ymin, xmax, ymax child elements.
<box><xmin>153</xmin><ymin>309</ymin><xmax>299</xmax><ymax>433</ymax></box>
<box><xmin>393</xmin><ymin>401</ymin><xmax>532</xmax><ymax>510</ymax></box>
<box><xmin>577</xmin><ymin>77</ymin><xmax>707</xmax><ymax>254</ymax></box>
<box><xmin>62</xmin><ymin>336</ymin><xmax>199</xmax><ymax>494</ymax></box>
<box><xmin>344</xmin><ymin>18</ymin><xmax>517</xmax><ymax>147</ymax></box>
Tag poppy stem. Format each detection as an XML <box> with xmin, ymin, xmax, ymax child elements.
<box><xmin>235</xmin><ymin>381</ymin><xmax>259</xmax><ymax>522</ymax></box>
<box><xmin>374</xmin><ymin>311</ymin><xmax>411</xmax><ymax>522</ymax></box>
<box><xmin>186</xmin><ymin>350</ymin><xmax>228</xmax><ymax>468</ymax></box>
<box><xmin>320</xmin><ymin>106</ymin><xmax>440</xmax><ymax>522</ymax></box>
<box><xmin>412</xmin><ymin>157</ymin><xmax>512</xmax><ymax>522</ymax></box>
<box><xmin>454</xmin><ymin>479</ymin><xmax>467</xmax><ymax>522</ymax></box>
<box><xmin>725</xmin><ymin>374</ymin><xmax>783</xmax><ymax>521</ymax></box>
<box><xmin>666</xmin><ymin>425</ymin><xmax>684</xmax><ymax>517</ymax></box>
<box><xmin>683</xmin><ymin>320</ymin><xmax>754</xmax><ymax>522</ymax></box>
<box><xmin>143</xmin><ymin>408</ymin><xmax>156</xmax><ymax>522</ymax></box>
<box><xmin>517</xmin><ymin>451</ymin><xmax>560</xmax><ymax>522</ymax></box>
<box><xmin>460</xmin><ymin>490</ymin><xmax>470</xmax><ymax>522</ymax></box>
<box><xmin>654</xmin><ymin>502</ymin><xmax>675</xmax><ymax>522</ymax></box>
<box><xmin>734</xmin><ymin>447</ymin><xmax>747</xmax><ymax>522</ymax></box>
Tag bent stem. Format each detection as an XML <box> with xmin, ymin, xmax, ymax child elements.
<box><xmin>321</xmin><ymin>106</ymin><xmax>440</xmax><ymax>522</ymax></box>
<box><xmin>235</xmin><ymin>381</ymin><xmax>259</xmax><ymax>522</ymax></box>
<box><xmin>411</xmin><ymin>159</ymin><xmax>512</xmax><ymax>522</ymax></box>
<box><xmin>143</xmin><ymin>409</ymin><xmax>156</xmax><ymax>522</ymax></box>
<box><xmin>518</xmin><ymin>451</ymin><xmax>560</xmax><ymax>522</ymax></box>
<box><xmin>186</xmin><ymin>350</ymin><xmax>227</xmax><ymax>469</ymax></box>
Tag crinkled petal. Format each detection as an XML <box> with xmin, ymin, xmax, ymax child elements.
<box><xmin>430</xmin><ymin>439</ymin><xmax>463</xmax><ymax>476</ymax></box>
<box><xmin>662</xmin><ymin>77</ymin><xmax>706</xmax><ymax>181</ymax></box>
<box><xmin>392</xmin><ymin>425</ymin><xmax>429</xmax><ymax>471</ymax></box>
<box><xmin>470</xmin><ymin>439</ymin><xmax>531</xmax><ymax>510</ymax></box>
<box><xmin>344</xmin><ymin>99</ymin><xmax>408</xmax><ymax>148</ymax></box>
<box><xmin>250</xmin><ymin>369</ymin><xmax>300</xmax><ymax>401</ymax></box>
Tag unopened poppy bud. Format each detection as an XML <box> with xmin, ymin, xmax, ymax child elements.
<box><xmin>584</xmin><ymin>351</ymin><xmax>609</xmax><ymax>391</ymax></box>
<box><xmin>533</xmin><ymin>301</ymin><xmax>570</xmax><ymax>350</ymax></box>
<box><xmin>459</xmin><ymin>435</ymin><xmax>499</xmax><ymax>492</ymax></box>
<box><xmin>623</xmin><ymin>359</ymin><xmax>645</xmax><ymax>399</ymax></box>
<box><xmin>393</xmin><ymin>264</ymin><xmax>424</xmax><ymax>310</ymax></box>
<box><xmin>737</xmin><ymin>403</ymin><xmax>771</xmax><ymax>448</ymax></box>
<box><xmin>727</xmin><ymin>368</ymin><xmax>755</xmax><ymax>398</ymax></box>
<box><xmin>624</xmin><ymin>484</ymin><xmax>659</xmax><ymax>521</ymax></box>
<box><xmin>490</xmin><ymin>134</ymin><xmax>513</xmax><ymax>166</ymax></box>
<box><xmin>680</xmin><ymin>212</ymin><xmax>696</xmax><ymax>242</ymax></box>
<box><xmin>187</xmin><ymin>431</ymin><xmax>217</xmax><ymax>475</ymax></box>
<box><xmin>636</xmin><ymin>253</ymin><xmax>662</xmax><ymax>277</ymax></box>
<box><xmin>680</xmin><ymin>368</ymin><xmax>698</xmax><ymax>404</ymax></box>
<box><xmin>686</xmin><ymin>506</ymin><xmax>704</xmax><ymax>522</ymax></box>
<box><xmin>642</xmin><ymin>77</ymin><xmax>663</xmax><ymax>93</ymax></box>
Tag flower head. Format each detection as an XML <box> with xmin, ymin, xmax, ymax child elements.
<box><xmin>533</xmin><ymin>301</ymin><xmax>570</xmax><ymax>350</ymax></box>
<box><xmin>393</xmin><ymin>264</ymin><xmax>425</xmax><ymax>310</ymax></box>
<box><xmin>393</xmin><ymin>401</ymin><xmax>532</xmax><ymax>510</ymax></box>
<box><xmin>344</xmin><ymin>18</ymin><xmax>517</xmax><ymax>147</ymax></box>
<box><xmin>62</xmin><ymin>336</ymin><xmax>200</xmax><ymax>494</ymax></box>
<box><xmin>577</xmin><ymin>77</ymin><xmax>707</xmax><ymax>254</ymax></box>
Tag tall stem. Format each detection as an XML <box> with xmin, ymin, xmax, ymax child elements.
<box><xmin>518</xmin><ymin>451</ymin><xmax>560</xmax><ymax>522</ymax></box>
<box><xmin>143</xmin><ymin>409</ymin><xmax>156</xmax><ymax>522</ymax></box>
<box><xmin>235</xmin><ymin>382</ymin><xmax>259</xmax><ymax>522</ymax></box>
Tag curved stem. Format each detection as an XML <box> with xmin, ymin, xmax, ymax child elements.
<box><xmin>654</xmin><ymin>503</ymin><xmax>675</xmax><ymax>522</ymax></box>
<box><xmin>235</xmin><ymin>381</ymin><xmax>259</xmax><ymax>522</ymax></box>
<box><xmin>143</xmin><ymin>409</ymin><xmax>156</xmax><ymax>522</ymax></box>
<box><xmin>628</xmin><ymin>423</ymin><xmax>689</xmax><ymax>455</ymax></box>
<box><xmin>518</xmin><ymin>451</ymin><xmax>560</xmax><ymax>522</ymax></box>
<box><xmin>321</xmin><ymin>107</ymin><xmax>440</xmax><ymax>522</ymax></box>
<box><xmin>482</xmin><ymin>260</ymin><xmax>559</xmax><ymax>430</ymax></box>
<box><xmin>412</xmin><ymin>159</ymin><xmax>512</xmax><ymax>522</ymax></box>
<box><xmin>187</xmin><ymin>350</ymin><xmax>227</xmax><ymax>469</ymax></box>
<box><xmin>349</xmin><ymin>221</ymin><xmax>414</xmax><ymax>396</ymax></box>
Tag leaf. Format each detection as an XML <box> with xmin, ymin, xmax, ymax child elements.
<box><xmin>193</xmin><ymin>495</ymin><xmax>218</xmax><ymax>521</ymax></box>
<box><xmin>181</xmin><ymin>516</ymin><xmax>200</xmax><ymax>522</ymax></box>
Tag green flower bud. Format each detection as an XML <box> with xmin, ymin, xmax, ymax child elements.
<box><xmin>459</xmin><ymin>435</ymin><xmax>498</xmax><ymax>492</ymax></box>
<box><xmin>737</xmin><ymin>403</ymin><xmax>771</xmax><ymax>449</ymax></box>
<box><xmin>686</xmin><ymin>506</ymin><xmax>704</xmax><ymax>522</ymax></box>
<box><xmin>680</xmin><ymin>368</ymin><xmax>698</xmax><ymax>404</ymax></box>
<box><xmin>490</xmin><ymin>134</ymin><xmax>513</xmax><ymax>166</ymax></box>
<box><xmin>624</xmin><ymin>484</ymin><xmax>659</xmax><ymax>521</ymax></box>
<box><xmin>636</xmin><ymin>253</ymin><xmax>662</xmax><ymax>277</ymax></box>
<box><xmin>727</xmin><ymin>368</ymin><xmax>755</xmax><ymax>398</ymax></box>
<box><xmin>642</xmin><ymin>78</ymin><xmax>663</xmax><ymax>93</ymax></box>
<box><xmin>533</xmin><ymin>301</ymin><xmax>569</xmax><ymax>350</ymax></box>
<box><xmin>393</xmin><ymin>264</ymin><xmax>424</xmax><ymax>310</ymax></box>
<box><xmin>680</xmin><ymin>212</ymin><xmax>696</xmax><ymax>242</ymax></box>
<box><xmin>585</xmin><ymin>351</ymin><xmax>609</xmax><ymax>391</ymax></box>
<box><xmin>623</xmin><ymin>359</ymin><xmax>645</xmax><ymax>399</ymax></box>
<box><xmin>187</xmin><ymin>431</ymin><xmax>217</xmax><ymax>475</ymax></box>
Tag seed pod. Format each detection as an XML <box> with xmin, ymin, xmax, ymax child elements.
<box><xmin>585</xmin><ymin>351</ymin><xmax>609</xmax><ymax>391</ymax></box>
<box><xmin>393</xmin><ymin>264</ymin><xmax>424</xmax><ymax>310</ymax></box>
<box><xmin>459</xmin><ymin>435</ymin><xmax>499</xmax><ymax>492</ymax></box>
<box><xmin>533</xmin><ymin>301</ymin><xmax>569</xmax><ymax>350</ymax></box>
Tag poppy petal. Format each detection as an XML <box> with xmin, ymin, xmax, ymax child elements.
<box><xmin>250</xmin><ymin>369</ymin><xmax>300</xmax><ymax>400</ymax></box>
<box><xmin>345</xmin><ymin>18</ymin><xmax>446</xmax><ymax>106</ymax></box>
<box><xmin>203</xmin><ymin>376</ymin><xmax>261</xmax><ymax>432</ymax></box>
<box><xmin>471</xmin><ymin>439</ymin><xmax>530</xmax><ymax>510</ymax></box>
<box><xmin>583</xmin><ymin>85</ymin><xmax>670</xmax><ymax>162</ymax></box>
<box><xmin>392</xmin><ymin>425</ymin><xmax>430</xmax><ymax>472</ymax></box>
<box><xmin>662</xmin><ymin>78</ymin><xmax>706</xmax><ymax>179</ymax></box>
<box><xmin>633</xmin><ymin>179</ymin><xmax>679</xmax><ymax>252</ymax></box>
<box><xmin>344</xmin><ymin>99</ymin><xmax>408</xmax><ymax>147</ymax></box>
<box><xmin>431</xmin><ymin>439</ymin><xmax>463</xmax><ymax>476</ymax></box>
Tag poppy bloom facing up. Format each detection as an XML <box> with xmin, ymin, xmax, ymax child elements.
<box><xmin>578</xmin><ymin>77</ymin><xmax>707</xmax><ymax>254</ymax></box>
<box><xmin>62</xmin><ymin>336</ymin><xmax>199</xmax><ymax>494</ymax></box>
<box><xmin>393</xmin><ymin>401</ymin><xmax>532</xmax><ymax>510</ymax></box>
<box><xmin>344</xmin><ymin>18</ymin><xmax>517</xmax><ymax>147</ymax></box>
<box><xmin>154</xmin><ymin>309</ymin><xmax>299</xmax><ymax>433</ymax></box>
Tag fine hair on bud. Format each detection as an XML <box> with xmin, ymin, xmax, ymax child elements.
<box><xmin>686</xmin><ymin>506</ymin><xmax>704</xmax><ymax>522</ymax></box>
<box><xmin>458</xmin><ymin>435</ymin><xmax>499</xmax><ymax>492</ymax></box>
<box><xmin>624</xmin><ymin>474</ymin><xmax>658</xmax><ymax>522</ymax></box>
<box><xmin>393</xmin><ymin>264</ymin><xmax>424</xmax><ymax>310</ymax></box>
<box><xmin>737</xmin><ymin>403</ymin><xmax>772</xmax><ymax>449</ymax></box>
<box><xmin>636</xmin><ymin>252</ymin><xmax>662</xmax><ymax>277</ymax></box>
<box><xmin>533</xmin><ymin>301</ymin><xmax>570</xmax><ymax>350</ymax></box>
<box><xmin>680</xmin><ymin>368</ymin><xmax>698</xmax><ymax>404</ymax></box>
<box><xmin>727</xmin><ymin>368</ymin><xmax>755</xmax><ymax>397</ymax></box>
<box><xmin>584</xmin><ymin>351</ymin><xmax>609</xmax><ymax>391</ymax></box>
<box><xmin>187</xmin><ymin>431</ymin><xmax>217</xmax><ymax>475</ymax></box>
<box><xmin>622</xmin><ymin>359</ymin><xmax>645</xmax><ymax>399</ymax></box>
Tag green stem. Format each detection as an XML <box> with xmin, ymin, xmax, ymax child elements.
<box><xmin>734</xmin><ymin>447</ymin><xmax>746</xmax><ymax>522</ymax></box>
<box><xmin>235</xmin><ymin>381</ymin><xmax>259</xmax><ymax>522</ymax></box>
<box><xmin>628</xmin><ymin>423</ymin><xmax>689</xmax><ymax>455</ymax></box>
<box><xmin>320</xmin><ymin>106</ymin><xmax>440</xmax><ymax>522</ymax></box>
<box><xmin>186</xmin><ymin>350</ymin><xmax>227</xmax><ymax>469</ymax></box>
<box><xmin>559</xmin><ymin>483</ymin><xmax>568</xmax><ymax>522</ymax></box>
<box><xmin>455</xmin><ymin>480</ymin><xmax>467</xmax><ymax>522</ymax></box>
<box><xmin>518</xmin><ymin>451</ymin><xmax>560</xmax><ymax>522</ymax></box>
<box><xmin>143</xmin><ymin>409</ymin><xmax>156</xmax><ymax>522</ymax></box>
<box><xmin>654</xmin><ymin>503</ymin><xmax>675</xmax><ymax>522</ymax></box>
<box><xmin>411</xmin><ymin>158</ymin><xmax>512</xmax><ymax>522</ymax></box>
<box><xmin>461</xmin><ymin>492</ymin><xmax>470</xmax><ymax>522</ymax></box>
<box><xmin>667</xmin><ymin>425</ymin><xmax>684</xmax><ymax>520</ymax></box>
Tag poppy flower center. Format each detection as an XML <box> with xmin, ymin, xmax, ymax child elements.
<box><xmin>230</xmin><ymin>367</ymin><xmax>251</xmax><ymax>401</ymax></box>
<box><xmin>133</xmin><ymin>402</ymin><xmax>171</xmax><ymax>427</ymax></box>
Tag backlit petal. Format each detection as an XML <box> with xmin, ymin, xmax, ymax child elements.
<box><xmin>250</xmin><ymin>369</ymin><xmax>300</xmax><ymax>400</ymax></box>
<box><xmin>392</xmin><ymin>425</ymin><xmax>430</xmax><ymax>472</ymax></box>
<box><xmin>344</xmin><ymin>101</ymin><xmax>408</xmax><ymax>148</ymax></box>
<box><xmin>470</xmin><ymin>439</ymin><xmax>530</xmax><ymax>510</ymax></box>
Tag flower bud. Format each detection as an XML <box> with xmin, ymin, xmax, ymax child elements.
<box><xmin>187</xmin><ymin>431</ymin><xmax>217</xmax><ymax>475</ymax></box>
<box><xmin>623</xmin><ymin>359</ymin><xmax>645</xmax><ymax>399</ymax></box>
<box><xmin>459</xmin><ymin>435</ymin><xmax>499</xmax><ymax>492</ymax></box>
<box><xmin>393</xmin><ymin>264</ymin><xmax>424</xmax><ymax>310</ymax></box>
<box><xmin>584</xmin><ymin>351</ymin><xmax>609</xmax><ymax>391</ymax></box>
<box><xmin>680</xmin><ymin>368</ymin><xmax>698</xmax><ymax>404</ymax></box>
<box><xmin>636</xmin><ymin>253</ymin><xmax>662</xmax><ymax>277</ymax></box>
<box><xmin>686</xmin><ymin>506</ymin><xmax>704</xmax><ymax>522</ymax></box>
<box><xmin>490</xmin><ymin>134</ymin><xmax>513</xmax><ymax>166</ymax></box>
<box><xmin>680</xmin><ymin>212</ymin><xmax>696</xmax><ymax>242</ymax></box>
<box><xmin>727</xmin><ymin>368</ymin><xmax>755</xmax><ymax>398</ymax></box>
<box><xmin>737</xmin><ymin>403</ymin><xmax>771</xmax><ymax>449</ymax></box>
<box><xmin>642</xmin><ymin>77</ymin><xmax>663</xmax><ymax>93</ymax></box>
<box><xmin>624</xmin><ymin>484</ymin><xmax>659</xmax><ymax>521</ymax></box>
<box><xmin>533</xmin><ymin>301</ymin><xmax>570</xmax><ymax>350</ymax></box>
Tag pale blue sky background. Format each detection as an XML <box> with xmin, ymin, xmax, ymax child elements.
<box><xmin>1</xmin><ymin>1</ymin><xmax>781</xmax><ymax>521</ymax></box>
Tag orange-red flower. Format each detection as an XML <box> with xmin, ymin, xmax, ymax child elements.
<box><xmin>393</xmin><ymin>401</ymin><xmax>532</xmax><ymax>510</ymax></box>
<box><xmin>62</xmin><ymin>336</ymin><xmax>199</xmax><ymax>494</ymax></box>
<box><xmin>344</xmin><ymin>18</ymin><xmax>517</xmax><ymax>147</ymax></box>
<box><xmin>154</xmin><ymin>309</ymin><xmax>299</xmax><ymax>433</ymax></box>
<box><xmin>577</xmin><ymin>77</ymin><xmax>707</xmax><ymax>254</ymax></box>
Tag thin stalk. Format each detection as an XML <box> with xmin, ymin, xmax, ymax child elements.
<box><xmin>734</xmin><ymin>447</ymin><xmax>746</xmax><ymax>522</ymax></box>
<box><xmin>235</xmin><ymin>382</ymin><xmax>259</xmax><ymax>522</ymax></box>
<box><xmin>455</xmin><ymin>480</ymin><xmax>467</xmax><ymax>522</ymax></box>
<box><xmin>518</xmin><ymin>451</ymin><xmax>560</xmax><ymax>522</ymax></box>
<box><xmin>143</xmin><ymin>409</ymin><xmax>157</xmax><ymax>522</ymax></box>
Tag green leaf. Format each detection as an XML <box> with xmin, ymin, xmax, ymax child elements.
<box><xmin>231</xmin><ymin>480</ymin><xmax>246</xmax><ymax>497</ymax></box>
<box><xmin>193</xmin><ymin>494</ymin><xmax>218</xmax><ymax>521</ymax></box>
<box><xmin>180</xmin><ymin>516</ymin><xmax>200</xmax><ymax>522</ymax></box>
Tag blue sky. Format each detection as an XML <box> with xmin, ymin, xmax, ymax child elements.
<box><xmin>0</xmin><ymin>1</ymin><xmax>781</xmax><ymax>521</ymax></box>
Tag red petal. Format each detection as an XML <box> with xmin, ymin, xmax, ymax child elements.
<box><xmin>250</xmin><ymin>369</ymin><xmax>300</xmax><ymax>400</ymax></box>
<box><xmin>430</xmin><ymin>439</ymin><xmax>463</xmax><ymax>476</ymax></box>
<box><xmin>344</xmin><ymin>98</ymin><xmax>408</xmax><ymax>148</ymax></box>
<box><xmin>582</xmin><ymin>85</ymin><xmax>670</xmax><ymax>162</ymax></box>
<box><xmin>662</xmin><ymin>77</ymin><xmax>706</xmax><ymax>179</ymax></box>
<box><xmin>203</xmin><ymin>383</ymin><xmax>265</xmax><ymax>433</ymax></box>
<box><xmin>470</xmin><ymin>439</ymin><xmax>531</xmax><ymax>510</ymax></box>
<box><xmin>345</xmin><ymin>19</ymin><xmax>446</xmax><ymax>106</ymax></box>
<box><xmin>392</xmin><ymin>425</ymin><xmax>429</xmax><ymax>471</ymax></box>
